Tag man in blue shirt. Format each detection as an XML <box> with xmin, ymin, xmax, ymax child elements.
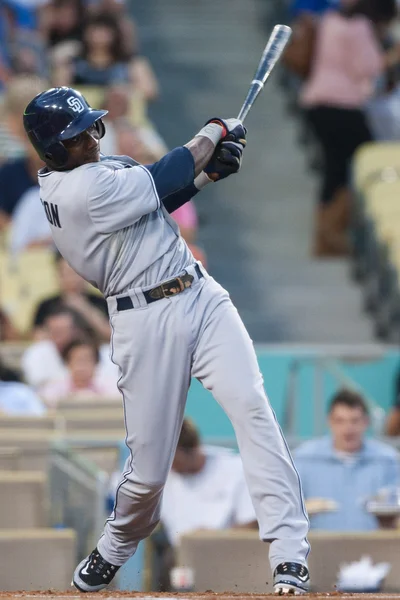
<box><xmin>294</xmin><ymin>389</ymin><xmax>399</xmax><ymax>531</ymax></box>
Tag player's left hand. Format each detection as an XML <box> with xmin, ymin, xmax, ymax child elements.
<box><xmin>204</xmin><ymin>118</ymin><xmax>247</xmax><ymax>146</ymax></box>
<box><xmin>204</xmin><ymin>139</ymin><xmax>245</xmax><ymax>182</ymax></box>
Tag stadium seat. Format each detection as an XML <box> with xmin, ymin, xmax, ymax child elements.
<box><xmin>0</xmin><ymin>471</ymin><xmax>48</xmax><ymax>528</ymax></box>
<box><xmin>0</xmin><ymin>448</ymin><xmax>23</xmax><ymax>470</ymax></box>
<box><xmin>0</xmin><ymin>415</ymin><xmax>56</xmax><ymax>430</ymax></box>
<box><xmin>55</xmin><ymin>409</ymin><xmax>124</xmax><ymax>432</ymax></box>
<box><xmin>353</xmin><ymin>142</ymin><xmax>400</xmax><ymax>193</ymax></box>
<box><xmin>76</xmin><ymin>85</ymin><xmax>149</xmax><ymax>128</ymax></box>
<box><xmin>0</xmin><ymin>430</ymin><xmax>52</xmax><ymax>471</ymax></box>
<box><xmin>177</xmin><ymin>529</ymin><xmax>400</xmax><ymax>593</ymax></box>
<box><xmin>56</xmin><ymin>396</ymin><xmax>121</xmax><ymax>410</ymax></box>
<box><xmin>0</xmin><ymin>249</ymin><xmax>59</xmax><ymax>335</ymax></box>
<box><xmin>0</xmin><ymin>528</ymin><xmax>76</xmax><ymax>590</ymax></box>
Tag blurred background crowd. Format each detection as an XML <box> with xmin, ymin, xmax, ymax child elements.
<box><xmin>3</xmin><ymin>0</ymin><xmax>400</xmax><ymax>595</ymax></box>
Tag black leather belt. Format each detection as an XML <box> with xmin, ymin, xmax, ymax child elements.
<box><xmin>116</xmin><ymin>264</ymin><xmax>203</xmax><ymax>311</ymax></box>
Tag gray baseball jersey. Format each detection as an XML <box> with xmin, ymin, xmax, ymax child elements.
<box><xmin>39</xmin><ymin>152</ymin><xmax>310</xmax><ymax>580</ymax></box>
<box><xmin>38</xmin><ymin>155</ymin><xmax>193</xmax><ymax>295</ymax></box>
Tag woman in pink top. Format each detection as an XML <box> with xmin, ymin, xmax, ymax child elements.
<box><xmin>301</xmin><ymin>0</ymin><xmax>398</xmax><ymax>256</ymax></box>
<box><xmin>40</xmin><ymin>338</ymin><xmax>119</xmax><ymax>407</ymax></box>
<box><xmin>172</xmin><ymin>201</ymin><xmax>208</xmax><ymax>267</ymax></box>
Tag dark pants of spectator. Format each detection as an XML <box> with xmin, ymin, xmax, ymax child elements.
<box><xmin>306</xmin><ymin>106</ymin><xmax>373</xmax><ymax>205</ymax></box>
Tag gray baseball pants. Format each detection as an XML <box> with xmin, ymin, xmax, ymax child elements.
<box><xmin>99</xmin><ymin>263</ymin><xmax>310</xmax><ymax>571</ymax></box>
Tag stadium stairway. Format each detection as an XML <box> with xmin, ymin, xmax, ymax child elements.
<box><xmin>132</xmin><ymin>0</ymin><xmax>375</xmax><ymax>343</ymax></box>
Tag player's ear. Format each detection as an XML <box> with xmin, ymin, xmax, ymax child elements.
<box><xmin>96</xmin><ymin>119</ymin><xmax>106</xmax><ymax>139</ymax></box>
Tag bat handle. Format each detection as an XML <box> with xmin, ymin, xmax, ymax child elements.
<box><xmin>237</xmin><ymin>79</ymin><xmax>265</xmax><ymax>122</ymax></box>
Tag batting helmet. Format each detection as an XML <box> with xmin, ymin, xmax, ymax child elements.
<box><xmin>23</xmin><ymin>87</ymin><xmax>108</xmax><ymax>170</ymax></box>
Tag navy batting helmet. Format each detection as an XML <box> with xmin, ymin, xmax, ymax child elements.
<box><xmin>23</xmin><ymin>87</ymin><xmax>108</xmax><ymax>170</ymax></box>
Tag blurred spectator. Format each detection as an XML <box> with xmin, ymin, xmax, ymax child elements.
<box><xmin>101</xmin><ymin>86</ymin><xmax>166</xmax><ymax>158</ymax></box>
<box><xmin>40</xmin><ymin>0</ymin><xmax>85</xmax><ymax>66</ymax></box>
<box><xmin>172</xmin><ymin>203</ymin><xmax>207</xmax><ymax>267</ymax></box>
<box><xmin>0</xmin><ymin>76</ymin><xmax>48</xmax><ymax>238</ymax></box>
<box><xmin>23</xmin><ymin>306</ymin><xmax>87</xmax><ymax>387</ymax></box>
<box><xmin>294</xmin><ymin>389</ymin><xmax>399</xmax><ymax>531</ymax></box>
<box><xmin>172</xmin><ymin>203</ymin><xmax>198</xmax><ymax>246</ymax></box>
<box><xmin>291</xmin><ymin>0</ymin><xmax>341</xmax><ymax>16</ymax></box>
<box><xmin>40</xmin><ymin>338</ymin><xmax>119</xmax><ymax>407</ymax></box>
<box><xmin>161</xmin><ymin>418</ymin><xmax>257</xmax><ymax>546</ymax></box>
<box><xmin>32</xmin><ymin>253</ymin><xmax>110</xmax><ymax>342</ymax></box>
<box><xmin>385</xmin><ymin>366</ymin><xmax>400</xmax><ymax>436</ymax></box>
<box><xmin>107</xmin><ymin>418</ymin><xmax>256</xmax><ymax>590</ymax></box>
<box><xmin>23</xmin><ymin>305</ymin><xmax>118</xmax><ymax>388</ymax></box>
<box><xmin>53</xmin><ymin>13</ymin><xmax>159</xmax><ymax>102</ymax></box>
<box><xmin>0</xmin><ymin>356</ymin><xmax>46</xmax><ymax>415</ymax></box>
<box><xmin>0</xmin><ymin>380</ymin><xmax>46</xmax><ymax>415</ymax></box>
<box><xmin>87</xmin><ymin>0</ymin><xmax>138</xmax><ymax>57</ymax></box>
<box><xmin>2</xmin><ymin>1</ymin><xmax>47</xmax><ymax>77</ymax></box>
<box><xmin>0</xmin><ymin>308</ymin><xmax>22</xmax><ymax>342</ymax></box>
<box><xmin>300</xmin><ymin>0</ymin><xmax>399</xmax><ymax>257</ymax></box>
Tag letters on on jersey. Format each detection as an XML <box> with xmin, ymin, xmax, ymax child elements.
<box><xmin>42</xmin><ymin>199</ymin><xmax>62</xmax><ymax>228</ymax></box>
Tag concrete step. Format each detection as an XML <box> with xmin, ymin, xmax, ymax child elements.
<box><xmin>132</xmin><ymin>0</ymin><xmax>375</xmax><ymax>344</ymax></box>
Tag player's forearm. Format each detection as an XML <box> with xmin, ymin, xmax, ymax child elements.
<box><xmin>185</xmin><ymin>136</ymin><xmax>218</xmax><ymax>177</ymax></box>
<box><xmin>163</xmin><ymin>173</ymin><xmax>212</xmax><ymax>213</ymax></box>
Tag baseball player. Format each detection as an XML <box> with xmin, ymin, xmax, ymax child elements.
<box><xmin>23</xmin><ymin>87</ymin><xmax>310</xmax><ymax>594</ymax></box>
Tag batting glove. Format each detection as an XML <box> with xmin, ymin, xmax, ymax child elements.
<box><xmin>204</xmin><ymin>118</ymin><xmax>247</xmax><ymax>146</ymax></box>
<box><xmin>203</xmin><ymin>139</ymin><xmax>244</xmax><ymax>182</ymax></box>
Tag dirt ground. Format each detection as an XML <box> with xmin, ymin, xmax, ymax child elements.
<box><xmin>1</xmin><ymin>593</ymin><xmax>400</xmax><ymax>600</ymax></box>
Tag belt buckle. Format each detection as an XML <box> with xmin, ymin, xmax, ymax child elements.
<box><xmin>162</xmin><ymin>277</ymin><xmax>185</xmax><ymax>298</ymax></box>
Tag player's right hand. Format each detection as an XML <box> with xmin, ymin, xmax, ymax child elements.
<box><xmin>204</xmin><ymin>118</ymin><xmax>247</xmax><ymax>146</ymax></box>
<box><xmin>204</xmin><ymin>138</ymin><xmax>245</xmax><ymax>182</ymax></box>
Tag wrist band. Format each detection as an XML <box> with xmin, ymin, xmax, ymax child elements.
<box><xmin>195</xmin><ymin>122</ymin><xmax>224</xmax><ymax>146</ymax></box>
<box><xmin>194</xmin><ymin>171</ymin><xmax>213</xmax><ymax>190</ymax></box>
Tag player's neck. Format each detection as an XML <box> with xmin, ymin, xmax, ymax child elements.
<box><xmin>80</xmin><ymin>157</ymin><xmax>101</xmax><ymax>166</ymax></box>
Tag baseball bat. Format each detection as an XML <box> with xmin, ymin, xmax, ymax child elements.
<box><xmin>237</xmin><ymin>24</ymin><xmax>292</xmax><ymax>122</ymax></box>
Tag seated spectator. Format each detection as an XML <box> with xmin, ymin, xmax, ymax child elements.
<box><xmin>172</xmin><ymin>203</ymin><xmax>198</xmax><ymax>246</ymax></box>
<box><xmin>40</xmin><ymin>338</ymin><xmax>119</xmax><ymax>407</ymax></box>
<box><xmin>291</xmin><ymin>0</ymin><xmax>341</xmax><ymax>17</ymax></box>
<box><xmin>23</xmin><ymin>306</ymin><xmax>87</xmax><ymax>387</ymax></box>
<box><xmin>40</xmin><ymin>0</ymin><xmax>85</xmax><ymax>52</ymax></box>
<box><xmin>2</xmin><ymin>1</ymin><xmax>48</xmax><ymax>77</ymax></box>
<box><xmin>385</xmin><ymin>365</ymin><xmax>400</xmax><ymax>436</ymax></box>
<box><xmin>87</xmin><ymin>0</ymin><xmax>138</xmax><ymax>57</ymax></box>
<box><xmin>53</xmin><ymin>13</ymin><xmax>159</xmax><ymax>102</ymax></box>
<box><xmin>172</xmin><ymin>203</ymin><xmax>207</xmax><ymax>267</ymax></box>
<box><xmin>294</xmin><ymin>389</ymin><xmax>400</xmax><ymax>531</ymax></box>
<box><xmin>10</xmin><ymin>186</ymin><xmax>53</xmax><ymax>254</ymax></box>
<box><xmin>23</xmin><ymin>305</ymin><xmax>117</xmax><ymax>388</ymax></box>
<box><xmin>161</xmin><ymin>418</ymin><xmax>257</xmax><ymax>546</ymax></box>
<box><xmin>300</xmin><ymin>0</ymin><xmax>399</xmax><ymax>257</ymax></box>
<box><xmin>0</xmin><ymin>357</ymin><xmax>46</xmax><ymax>415</ymax></box>
<box><xmin>32</xmin><ymin>253</ymin><xmax>110</xmax><ymax>342</ymax></box>
<box><xmin>101</xmin><ymin>86</ymin><xmax>166</xmax><ymax>158</ymax></box>
<box><xmin>0</xmin><ymin>75</ymin><xmax>48</xmax><ymax>234</ymax></box>
<box><xmin>0</xmin><ymin>380</ymin><xmax>46</xmax><ymax>415</ymax></box>
<box><xmin>107</xmin><ymin>419</ymin><xmax>255</xmax><ymax>589</ymax></box>
<box><xmin>0</xmin><ymin>313</ymin><xmax>21</xmax><ymax>341</ymax></box>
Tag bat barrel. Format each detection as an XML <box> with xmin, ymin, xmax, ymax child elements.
<box><xmin>237</xmin><ymin>24</ymin><xmax>292</xmax><ymax>122</ymax></box>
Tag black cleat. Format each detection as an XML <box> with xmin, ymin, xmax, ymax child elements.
<box><xmin>273</xmin><ymin>562</ymin><xmax>310</xmax><ymax>594</ymax></box>
<box><xmin>72</xmin><ymin>547</ymin><xmax>120</xmax><ymax>592</ymax></box>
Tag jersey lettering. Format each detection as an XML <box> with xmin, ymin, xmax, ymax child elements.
<box><xmin>43</xmin><ymin>200</ymin><xmax>62</xmax><ymax>228</ymax></box>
